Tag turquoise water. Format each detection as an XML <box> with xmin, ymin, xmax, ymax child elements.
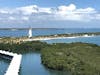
<box><xmin>0</xmin><ymin>58</ymin><xmax>10</xmax><ymax>75</ymax></box>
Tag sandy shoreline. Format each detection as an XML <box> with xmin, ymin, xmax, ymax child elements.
<box><xmin>23</xmin><ymin>35</ymin><xmax>95</xmax><ymax>41</ymax></box>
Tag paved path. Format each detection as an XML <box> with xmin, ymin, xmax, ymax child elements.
<box><xmin>0</xmin><ymin>50</ymin><xmax>22</xmax><ymax>75</ymax></box>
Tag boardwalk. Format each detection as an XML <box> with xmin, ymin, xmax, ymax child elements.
<box><xmin>0</xmin><ymin>50</ymin><xmax>22</xmax><ymax>75</ymax></box>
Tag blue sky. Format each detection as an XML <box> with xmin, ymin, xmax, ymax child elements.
<box><xmin>0</xmin><ymin>0</ymin><xmax>99</xmax><ymax>9</ymax></box>
<box><xmin>0</xmin><ymin>0</ymin><xmax>100</xmax><ymax>28</ymax></box>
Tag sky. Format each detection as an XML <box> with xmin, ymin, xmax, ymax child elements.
<box><xmin>0</xmin><ymin>0</ymin><xmax>100</xmax><ymax>28</ymax></box>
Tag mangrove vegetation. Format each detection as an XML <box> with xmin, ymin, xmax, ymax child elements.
<box><xmin>0</xmin><ymin>41</ymin><xmax>49</xmax><ymax>54</ymax></box>
<box><xmin>0</xmin><ymin>37</ymin><xmax>100</xmax><ymax>75</ymax></box>
<box><xmin>41</xmin><ymin>42</ymin><xmax>100</xmax><ymax>75</ymax></box>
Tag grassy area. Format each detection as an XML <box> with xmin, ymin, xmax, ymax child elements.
<box><xmin>41</xmin><ymin>42</ymin><xmax>100</xmax><ymax>75</ymax></box>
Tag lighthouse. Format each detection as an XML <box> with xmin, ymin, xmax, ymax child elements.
<box><xmin>28</xmin><ymin>28</ymin><xmax>32</xmax><ymax>38</ymax></box>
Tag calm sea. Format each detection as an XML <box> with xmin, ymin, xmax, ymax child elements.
<box><xmin>0</xmin><ymin>28</ymin><xmax>100</xmax><ymax>37</ymax></box>
<box><xmin>0</xmin><ymin>28</ymin><xmax>100</xmax><ymax>45</ymax></box>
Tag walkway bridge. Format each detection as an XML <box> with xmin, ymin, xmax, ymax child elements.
<box><xmin>0</xmin><ymin>50</ymin><xmax>22</xmax><ymax>75</ymax></box>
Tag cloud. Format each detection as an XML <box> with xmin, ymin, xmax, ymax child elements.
<box><xmin>54</xmin><ymin>4</ymin><xmax>97</xmax><ymax>21</ymax></box>
<box><xmin>21</xmin><ymin>16</ymin><xmax>29</xmax><ymax>21</ymax></box>
<box><xmin>0</xmin><ymin>9</ymin><xmax>9</xmax><ymax>14</ymax></box>
<box><xmin>16</xmin><ymin>5</ymin><xmax>38</xmax><ymax>15</ymax></box>
<box><xmin>0</xmin><ymin>4</ymin><xmax>99</xmax><ymax>26</ymax></box>
<box><xmin>58</xmin><ymin>4</ymin><xmax>76</xmax><ymax>14</ymax></box>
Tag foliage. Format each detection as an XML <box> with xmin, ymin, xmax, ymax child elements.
<box><xmin>0</xmin><ymin>41</ymin><xmax>49</xmax><ymax>54</ymax></box>
<box><xmin>41</xmin><ymin>42</ymin><xmax>100</xmax><ymax>75</ymax></box>
<box><xmin>0</xmin><ymin>39</ymin><xmax>100</xmax><ymax>75</ymax></box>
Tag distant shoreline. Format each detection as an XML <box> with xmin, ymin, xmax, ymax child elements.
<box><xmin>27</xmin><ymin>32</ymin><xmax>100</xmax><ymax>41</ymax></box>
<box><xmin>0</xmin><ymin>28</ymin><xmax>100</xmax><ymax>30</ymax></box>
<box><xmin>0</xmin><ymin>32</ymin><xmax>100</xmax><ymax>43</ymax></box>
<box><xmin>24</xmin><ymin>35</ymin><xmax>95</xmax><ymax>41</ymax></box>
<box><xmin>0</xmin><ymin>28</ymin><xmax>64</xmax><ymax>30</ymax></box>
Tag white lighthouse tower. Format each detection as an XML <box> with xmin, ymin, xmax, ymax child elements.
<box><xmin>28</xmin><ymin>27</ymin><xmax>32</xmax><ymax>38</ymax></box>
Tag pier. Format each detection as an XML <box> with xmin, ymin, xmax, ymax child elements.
<box><xmin>0</xmin><ymin>50</ymin><xmax>22</xmax><ymax>75</ymax></box>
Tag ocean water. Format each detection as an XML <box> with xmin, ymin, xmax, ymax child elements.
<box><xmin>0</xmin><ymin>28</ymin><xmax>100</xmax><ymax>37</ymax></box>
<box><xmin>0</xmin><ymin>28</ymin><xmax>100</xmax><ymax>45</ymax></box>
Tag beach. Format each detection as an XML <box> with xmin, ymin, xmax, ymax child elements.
<box><xmin>23</xmin><ymin>34</ymin><xmax>95</xmax><ymax>41</ymax></box>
